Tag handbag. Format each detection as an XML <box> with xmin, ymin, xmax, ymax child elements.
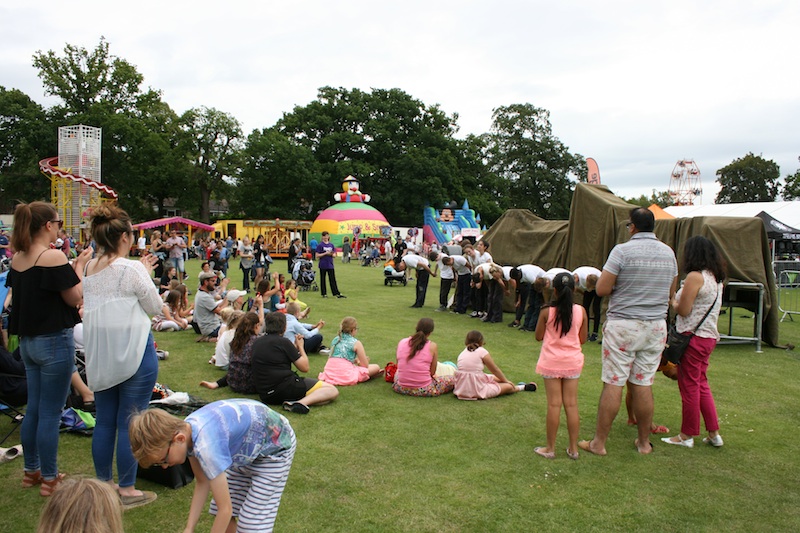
<box><xmin>663</xmin><ymin>291</ymin><xmax>719</xmax><ymax>364</ymax></box>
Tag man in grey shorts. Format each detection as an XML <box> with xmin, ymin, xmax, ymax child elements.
<box><xmin>579</xmin><ymin>207</ymin><xmax>677</xmax><ymax>456</ymax></box>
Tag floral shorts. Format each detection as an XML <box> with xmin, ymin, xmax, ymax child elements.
<box><xmin>601</xmin><ymin>319</ymin><xmax>667</xmax><ymax>386</ymax></box>
<box><xmin>392</xmin><ymin>375</ymin><xmax>456</xmax><ymax>397</ymax></box>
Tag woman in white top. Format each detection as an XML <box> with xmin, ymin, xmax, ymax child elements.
<box><xmin>662</xmin><ymin>236</ymin><xmax>725</xmax><ymax>449</ymax></box>
<box><xmin>83</xmin><ymin>204</ymin><xmax>163</xmax><ymax>509</ymax></box>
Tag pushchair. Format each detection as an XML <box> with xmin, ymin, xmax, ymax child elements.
<box><xmin>383</xmin><ymin>265</ymin><xmax>407</xmax><ymax>286</ymax></box>
<box><xmin>292</xmin><ymin>257</ymin><xmax>319</xmax><ymax>291</ymax></box>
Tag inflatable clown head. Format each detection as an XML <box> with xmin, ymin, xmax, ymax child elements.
<box><xmin>334</xmin><ymin>175</ymin><xmax>370</xmax><ymax>203</ymax></box>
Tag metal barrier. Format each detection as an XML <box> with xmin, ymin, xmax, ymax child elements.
<box><xmin>777</xmin><ymin>270</ymin><xmax>800</xmax><ymax>322</ymax></box>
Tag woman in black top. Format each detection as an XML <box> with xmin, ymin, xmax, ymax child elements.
<box><xmin>251</xmin><ymin>311</ymin><xmax>338</xmax><ymax>414</ymax></box>
<box><xmin>6</xmin><ymin>201</ymin><xmax>91</xmax><ymax>496</ymax></box>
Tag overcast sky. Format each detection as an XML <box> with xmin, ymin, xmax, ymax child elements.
<box><xmin>3</xmin><ymin>1</ymin><xmax>798</xmax><ymax>203</ymax></box>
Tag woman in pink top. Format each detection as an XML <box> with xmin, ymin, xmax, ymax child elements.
<box><xmin>534</xmin><ymin>272</ymin><xmax>588</xmax><ymax>460</ymax></box>
<box><xmin>392</xmin><ymin>318</ymin><xmax>455</xmax><ymax>397</ymax></box>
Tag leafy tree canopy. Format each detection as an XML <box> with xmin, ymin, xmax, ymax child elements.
<box><xmin>180</xmin><ymin>106</ymin><xmax>243</xmax><ymax>222</ymax></box>
<box><xmin>715</xmin><ymin>152</ymin><xmax>780</xmax><ymax>203</ymax></box>
<box><xmin>482</xmin><ymin>104</ymin><xmax>586</xmax><ymax>219</ymax></box>
<box><xmin>0</xmin><ymin>87</ymin><xmax>53</xmax><ymax>208</ymax></box>
<box><xmin>625</xmin><ymin>189</ymin><xmax>673</xmax><ymax>209</ymax></box>
<box><xmin>781</xmin><ymin>158</ymin><xmax>800</xmax><ymax>201</ymax></box>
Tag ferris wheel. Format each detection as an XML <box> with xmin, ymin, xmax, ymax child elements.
<box><xmin>667</xmin><ymin>159</ymin><xmax>702</xmax><ymax>205</ymax></box>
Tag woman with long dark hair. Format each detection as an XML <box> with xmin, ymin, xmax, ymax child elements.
<box><xmin>83</xmin><ymin>204</ymin><xmax>163</xmax><ymax>509</ymax></box>
<box><xmin>662</xmin><ymin>236</ymin><xmax>725</xmax><ymax>449</ymax></box>
<box><xmin>7</xmin><ymin>201</ymin><xmax>91</xmax><ymax>496</ymax></box>
<box><xmin>392</xmin><ymin>318</ymin><xmax>456</xmax><ymax>396</ymax></box>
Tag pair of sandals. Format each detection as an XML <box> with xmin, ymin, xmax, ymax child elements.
<box><xmin>534</xmin><ymin>446</ymin><xmax>579</xmax><ymax>460</ymax></box>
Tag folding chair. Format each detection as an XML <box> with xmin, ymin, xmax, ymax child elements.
<box><xmin>0</xmin><ymin>383</ymin><xmax>25</xmax><ymax>446</ymax></box>
<box><xmin>0</xmin><ymin>345</ymin><xmax>26</xmax><ymax>446</ymax></box>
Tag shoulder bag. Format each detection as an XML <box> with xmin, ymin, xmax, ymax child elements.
<box><xmin>663</xmin><ymin>291</ymin><xmax>719</xmax><ymax>365</ymax></box>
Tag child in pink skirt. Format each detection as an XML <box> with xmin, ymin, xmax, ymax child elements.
<box><xmin>454</xmin><ymin>330</ymin><xmax>533</xmax><ymax>400</ymax></box>
<box><xmin>534</xmin><ymin>272</ymin><xmax>588</xmax><ymax>460</ymax></box>
<box><xmin>318</xmin><ymin>317</ymin><xmax>382</xmax><ymax>385</ymax></box>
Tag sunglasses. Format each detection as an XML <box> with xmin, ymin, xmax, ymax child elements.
<box><xmin>152</xmin><ymin>441</ymin><xmax>172</xmax><ymax>467</ymax></box>
<box><xmin>50</xmin><ymin>219</ymin><xmax>64</xmax><ymax>229</ymax></box>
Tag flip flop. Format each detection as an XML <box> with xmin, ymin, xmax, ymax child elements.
<box><xmin>566</xmin><ymin>448</ymin><xmax>579</xmax><ymax>460</ymax></box>
<box><xmin>650</xmin><ymin>425</ymin><xmax>670</xmax><ymax>434</ymax></box>
<box><xmin>578</xmin><ymin>439</ymin><xmax>607</xmax><ymax>456</ymax></box>
<box><xmin>534</xmin><ymin>447</ymin><xmax>555</xmax><ymax>459</ymax></box>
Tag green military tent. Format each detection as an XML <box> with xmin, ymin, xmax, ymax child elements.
<box><xmin>482</xmin><ymin>183</ymin><xmax>780</xmax><ymax>346</ymax></box>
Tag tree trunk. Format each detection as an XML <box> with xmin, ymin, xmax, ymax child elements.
<box><xmin>199</xmin><ymin>186</ymin><xmax>211</xmax><ymax>223</ymax></box>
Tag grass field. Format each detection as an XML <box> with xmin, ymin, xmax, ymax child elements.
<box><xmin>2</xmin><ymin>257</ymin><xmax>799</xmax><ymax>532</ymax></box>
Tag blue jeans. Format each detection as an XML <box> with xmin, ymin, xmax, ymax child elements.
<box><xmin>93</xmin><ymin>333</ymin><xmax>158</xmax><ymax>488</ymax></box>
<box><xmin>20</xmin><ymin>329</ymin><xmax>75</xmax><ymax>479</ymax></box>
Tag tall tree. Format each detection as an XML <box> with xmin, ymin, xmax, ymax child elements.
<box><xmin>715</xmin><ymin>152</ymin><xmax>780</xmax><ymax>203</ymax></box>
<box><xmin>483</xmin><ymin>104</ymin><xmax>585</xmax><ymax>219</ymax></box>
<box><xmin>32</xmin><ymin>37</ymin><xmax>147</xmax><ymax>116</ymax></box>
<box><xmin>0</xmin><ymin>87</ymin><xmax>54</xmax><ymax>208</ymax></box>
<box><xmin>782</xmin><ymin>158</ymin><xmax>800</xmax><ymax>201</ymax></box>
<box><xmin>235</xmin><ymin>128</ymin><xmax>324</xmax><ymax>219</ymax></box>
<box><xmin>180</xmin><ymin>106</ymin><xmax>243</xmax><ymax>223</ymax></box>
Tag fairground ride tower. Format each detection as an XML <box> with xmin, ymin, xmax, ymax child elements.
<box><xmin>40</xmin><ymin>125</ymin><xmax>117</xmax><ymax>241</ymax></box>
<box><xmin>667</xmin><ymin>159</ymin><xmax>702</xmax><ymax>206</ymax></box>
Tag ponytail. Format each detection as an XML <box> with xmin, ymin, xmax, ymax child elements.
<box><xmin>552</xmin><ymin>272</ymin><xmax>575</xmax><ymax>337</ymax></box>
<box><xmin>11</xmin><ymin>201</ymin><xmax>57</xmax><ymax>252</ymax></box>
<box><xmin>407</xmin><ymin>317</ymin><xmax>434</xmax><ymax>359</ymax></box>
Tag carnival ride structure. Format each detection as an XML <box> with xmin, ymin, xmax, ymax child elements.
<box><xmin>667</xmin><ymin>159</ymin><xmax>702</xmax><ymax>206</ymax></box>
<box><xmin>38</xmin><ymin>125</ymin><xmax>117</xmax><ymax>240</ymax></box>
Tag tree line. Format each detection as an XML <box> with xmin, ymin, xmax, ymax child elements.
<box><xmin>1</xmin><ymin>39</ymin><xmax>797</xmax><ymax>225</ymax></box>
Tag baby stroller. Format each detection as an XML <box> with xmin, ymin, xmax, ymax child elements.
<box><xmin>383</xmin><ymin>265</ymin><xmax>407</xmax><ymax>286</ymax></box>
<box><xmin>292</xmin><ymin>257</ymin><xmax>319</xmax><ymax>291</ymax></box>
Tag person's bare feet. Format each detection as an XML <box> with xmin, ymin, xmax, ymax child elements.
<box><xmin>300</xmin><ymin>307</ymin><xmax>311</xmax><ymax>319</ymax></box>
<box><xmin>578</xmin><ymin>439</ymin><xmax>607</xmax><ymax>456</ymax></box>
<box><xmin>199</xmin><ymin>381</ymin><xmax>219</xmax><ymax>390</ymax></box>
<box><xmin>634</xmin><ymin>438</ymin><xmax>654</xmax><ymax>455</ymax></box>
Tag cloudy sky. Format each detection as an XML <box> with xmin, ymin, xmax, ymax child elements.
<box><xmin>3</xmin><ymin>1</ymin><xmax>798</xmax><ymax>203</ymax></box>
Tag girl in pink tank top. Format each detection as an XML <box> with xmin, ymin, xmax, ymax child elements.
<box><xmin>534</xmin><ymin>272</ymin><xmax>588</xmax><ymax>460</ymax></box>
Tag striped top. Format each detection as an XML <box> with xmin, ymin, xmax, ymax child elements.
<box><xmin>603</xmin><ymin>232</ymin><xmax>677</xmax><ymax>321</ymax></box>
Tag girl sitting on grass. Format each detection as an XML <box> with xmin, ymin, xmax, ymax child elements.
<box><xmin>453</xmin><ymin>330</ymin><xmax>535</xmax><ymax>400</ymax></box>
<box><xmin>285</xmin><ymin>279</ymin><xmax>309</xmax><ymax>314</ymax></box>
<box><xmin>534</xmin><ymin>272</ymin><xmax>587</xmax><ymax>460</ymax></box>
<box><xmin>152</xmin><ymin>289</ymin><xmax>189</xmax><ymax>332</ymax></box>
<box><xmin>392</xmin><ymin>318</ymin><xmax>456</xmax><ymax>397</ymax></box>
<box><xmin>129</xmin><ymin>399</ymin><xmax>296</xmax><ymax>533</ymax></box>
<box><xmin>318</xmin><ymin>317</ymin><xmax>382</xmax><ymax>385</ymax></box>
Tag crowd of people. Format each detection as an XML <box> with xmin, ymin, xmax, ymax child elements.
<box><xmin>2</xmin><ymin>203</ymin><xmax>728</xmax><ymax>532</ymax></box>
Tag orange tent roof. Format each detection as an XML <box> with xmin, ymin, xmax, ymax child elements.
<box><xmin>648</xmin><ymin>204</ymin><xmax>675</xmax><ymax>220</ymax></box>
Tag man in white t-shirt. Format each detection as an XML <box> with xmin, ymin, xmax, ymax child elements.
<box><xmin>509</xmin><ymin>264</ymin><xmax>545</xmax><ymax>330</ymax></box>
<box><xmin>137</xmin><ymin>234</ymin><xmax>147</xmax><ymax>256</ymax></box>
<box><xmin>396</xmin><ymin>252</ymin><xmax>438</xmax><ymax>308</ymax></box>
<box><xmin>432</xmin><ymin>251</ymin><xmax>454</xmax><ymax>311</ymax></box>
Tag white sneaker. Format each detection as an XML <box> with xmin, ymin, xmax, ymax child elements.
<box><xmin>702</xmin><ymin>435</ymin><xmax>724</xmax><ymax>447</ymax></box>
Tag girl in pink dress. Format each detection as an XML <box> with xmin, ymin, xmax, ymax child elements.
<box><xmin>534</xmin><ymin>272</ymin><xmax>588</xmax><ymax>460</ymax></box>
<box><xmin>454</xmin><ymin>331</ymin><xmax>531</xmax><ymax>400</ymax></box>
<box><xmin>318</xmin><ymin>317</ymin><xmax>382</xmax><ymax>386</ymax></box>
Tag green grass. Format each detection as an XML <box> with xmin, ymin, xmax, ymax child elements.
<box><xmin>2</xmin><ymin>258</ymin><xmax>799</xmax><ymax>532</ymax></box>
